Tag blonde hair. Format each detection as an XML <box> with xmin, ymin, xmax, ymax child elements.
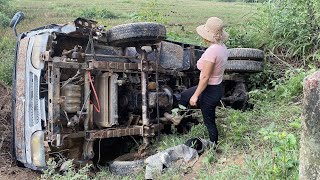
<box><xmin>203</xmin><ymin>34</ymin><xmax>223</xmax><ymax>45</ymax></box>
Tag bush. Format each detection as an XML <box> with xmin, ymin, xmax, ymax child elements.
<box><xmin>78</xmin><ymin>8</ymin><xmax>120</xmax><ymax>19</ymax></box>
<box><xmin>41</xmin><ymin>159</ymin><xmax>91</xmax><ymax>180</ymax></box>
<box><xmin>0</xmin><ymin>37</ymin><xmax>15</xmax><ymax>85</ymax></box>
<box><xmin>0</xmin><ymin>0</ymin><xmax>15</xmax><ymax>28</ymax></box>
<box><xmin>130</xmin><ymin>0</ymin><xmax>167</xmax><ymax>24</ymax></box>
<box><xmin>0</xmin><ymin>12</ymin><xmax>10</xmax><ymax>28</ymax></box>
<box><xmin>258</xmin><ymin>123</ymin><xmax>299</xmax><ymax>179</ymax></box>
<box><xmin>249</xmin><ymin>68</ymin><xmax>315</xmax><ymax>102</ymax></box>
<box><xmin>232</xmin><ymin>0</ymin><xmax>320</xmax><ymax>65</ymax></box>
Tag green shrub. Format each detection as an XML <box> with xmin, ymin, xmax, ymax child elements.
<box><xmin>250</xmin><ymin>68</ymin><xmax>315</xmax><ymax>102</ymax></box>
<box><xmin>78</xmin><ymin>8</ymin><xmax>120</xmax><ymax>19</ymax></box>
<box><xmin>41</xmin><ymin>159</ymin><xmax>91</xmax><ymax>180</ymax></box>
<box><xmin>130</xmin><ymin>0</ymin><xmax>167</xmax><ymax>24</ymax></box>
<box><xmin>0</xmin><ymin>12</ymin><xmax>10</xmax><ymax>27</ymax></box>
<box><xmin>0</xmin><ymin>0</ymin><xmax>15</xmax><ymax>28</ymax></box>
<box><xmin>224</xmin><ymin>0</ymin><xmax>320</xmax><ymax>65</ymax></box>
<box><xmin>258</xmin><ymin>123</ymin><xmax>299</xmax><ymax>179</ymax></box>
<box><xmin>247</xmin><ymin>62</ymin><xmax>284</xmax><ymax>90</ymax></box>
<box><xmin>0</xmin><ymin>37</ymin><xmax>15</xmax><ymax>85</ymax></box>
<box><xmin>0</xmin><ymin>0</ymin><xmax>15</xmax><ymax>16</ymax></box>
<box><xmin>0</xmin><ymin>57</ymin><xmax>14</xmax><ymax>85</ymax></box>
<box><xmin>246</xmin><ymin>0</ymin><xmax>319</xmax><ymax>64</ymax></box>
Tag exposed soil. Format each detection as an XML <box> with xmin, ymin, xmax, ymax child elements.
<box><xmin>0</xmin><ymin>82</ymin><xmax>40</xmax><ymax>179</ymax></box>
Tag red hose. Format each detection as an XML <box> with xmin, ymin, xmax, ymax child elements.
<box><xmin>88</xmin><ymin>71</ymin><xmax>100</xmax><ymax>113</ymax></box>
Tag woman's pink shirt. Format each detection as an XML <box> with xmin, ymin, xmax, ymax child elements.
<box><xmin>196</xmin><ymin>44</ymin><xmax>228</xmax><ymax>85</ymax></box>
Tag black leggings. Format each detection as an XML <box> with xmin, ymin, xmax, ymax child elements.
<box><xmin>180</xmin><ymin>84</ymin><xmax>223</xmax><ymax>144</ymax></box>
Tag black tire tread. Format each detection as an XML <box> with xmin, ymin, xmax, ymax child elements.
<box><xmin>107</xmin><ymin>22</ymin><xmax>166</xmax><ymax>47</ymax></box>
<box><xmin>225</xmin><ymin>60</ymin><xmax>263</xmax><ymax>73</ymax></box>
<box><xmin>109</xmin><ymin>159</ymin><xmax>144</xmax><ymax>175</ymax></box>
<box><xmin>228</xmin><ymin>48</ymin><xmax>264</xmax><ymax>61</ymax></box>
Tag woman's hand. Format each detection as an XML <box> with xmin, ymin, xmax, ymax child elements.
<box><xmin>189</xmin><ymin>61</ymin><xmax>214</xmax><ymax>107</ymax></box>
<box><xmin>189</xmin><ymin>95</ymin><xmax>198</xmax><ymax>106</ymax></box>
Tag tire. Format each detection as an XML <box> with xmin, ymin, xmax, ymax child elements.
<box><xmin>107</xmin><ymin>22</ymin><xmax>166</xmax><ymax>47</ymax></box>
<box><xmin>225</xmin><ymin>60</ymin><xmax>263</xmax><ymax>73</ymax></box>
<box><xmin>228</xmin><ymin>48</ymin><xmax>264</xmax><ymax>61</ymax></box>
<box><xmin>109</xmin><ymin>159</ymin><xmax>145</xmax><ymax>175</ymax></box>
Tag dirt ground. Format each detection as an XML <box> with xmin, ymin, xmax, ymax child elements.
<box><xmin>0</xmin><ymin>82</ymin><xmax>39</xmax><ymax>180</ymax></box>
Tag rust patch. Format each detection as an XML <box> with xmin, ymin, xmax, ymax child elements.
<box><xmin>92</xmin><ymin>61</ymin><xmax>138</xmax><ymax>71</ymax></box>
<box><xmin>85</xmin><ymin>124</ymin><xmax>163</xmax><ymax>140</ymax></box>
<box><xmin>14</xmin><ymin>37</ymin><xmax>29</xmax><ymax>163</ymax></box>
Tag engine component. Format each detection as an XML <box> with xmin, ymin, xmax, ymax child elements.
<box><xmin>61</xmin><ymin>84</ymin><xmax>81</xmax><ymax>113</ymax></box>
<box><xmin>109</xmin><ymin>73</ymin><xmax>119</xmax><ymax>126</ymax></box>
<box><xmin>131</xmin><ymin>86</ymin><xmax>173</xmax><ymax>111</ymax></box>
<box><xmin>67</xmin><ymin>115</ymin><xmax>80</xmax><ymax>127</ymax></box>
<box><xmin>94</xmin><ymin>73</ymin><xmax>119</xmax><ymax>128</ymax></box>
<box><xmin>83</xmin><ymin>140</ymin><xmax>94</xmax><ymax>160</ymax></box>
<box><xmin>148</xmin><ymin>82</ymin><xmax>157</xmax><ymax>90</ymax></box>
<box><xmin>148</xmin><ymin>91</ymin><xmax>172</xmax><ymax>109</ymax></box>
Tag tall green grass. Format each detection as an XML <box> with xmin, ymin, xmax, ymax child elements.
<box><xmin>230</xmin><ymin>0</ymin><xmax>320</xmax><ymax>65</ymax></box>
<box><xmin>0</xmin><ymin>37</ymin><xmax>15</xmax><ymax>85</ymax></box>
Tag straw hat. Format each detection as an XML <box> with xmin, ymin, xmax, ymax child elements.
<box><xmin>196</xmin><ymin>17</ymin><xmax>229</xmax><ymax>43</ymax></box>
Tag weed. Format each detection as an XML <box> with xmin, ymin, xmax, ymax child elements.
<box><xmin>202</xmin><ymin>148</ymin><xmax>216</xmax><ymax>165</ymax></box>
<box><xmin>41</xmin><ymin>159</ymin><xmax>91</xmax><ymax>180</ymax></box>
<box><xmin>0</xmin><ymin>37</ymin><xmax>15</xmax><ymax>85</ymax></box>
<box><xmin>167</xmin><ymin>31</ymin><xmax>201</xmax><ymax>46</ymax></box>
<box><xmin>247</xmin><ymin>61</ymin><xmax>284</xmax><ymax>90</ymax></box>
<box><xmin>0</xmin><ymin>0</ymin><xmax>15</xmax><ymax>28</ymax></box>
<box><xmin>155</xmin><ymin>134</ymin><xmax>188</xmax><ymax>151</ymax></box>
<box><xmin>78</xmin><ymin>8</ymin><xmax>121</xmax><ymax>19</ymax></box>
<box><xmin>0</xmin><ymin>13</ymin><xmax>10</xmax><ymax>28</ymax></box>
<box><xmin>248</xmin><ymin>0</ymin><xmax>320</xmax><ymax>65</ymax></box>
<box><xmin>258</xmin><ymin>123</ymin><xmax>299</xmax><ymax>179</ymax></box>
<box><xmin>188</xmin><ymin>123</ymin><xmax>209</xmax><ymax>139</ymax></box>
<box><xmin>249</xmin><ymin>68</ymin><xmax>315</xmax><ymax>102</ymax></box>
<box><xmin>130</xmin><ymin>0</ymin><xmax>167</xmax><ymax>24</ymax></box>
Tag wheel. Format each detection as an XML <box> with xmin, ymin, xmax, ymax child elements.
<box><xmin>225</xmin><ymin>60</ymin><xmax>263</xmax><ymax>73</ymax></box>
<box><xmin>228</xmin><ymin>48</ymin><xmax>264</xmax><ymax>61</ymax></box>
<box><xmin>106</xmin><ymin>22</ymin><xmax>166</xmax><ymax>47</ymax></box>
<box><xmin>109</xmin><ymin>159</ymin><xmax>145</xmax><ymax>175</ymax></box>
<box><xmin>230</xmin><ymin>82</ymin><xmax>249</xmax><ymax>111</ymax></box>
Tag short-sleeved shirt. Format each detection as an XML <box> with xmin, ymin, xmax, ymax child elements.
<box><xmin>196</xmin><ymin>44</ymin><xmax>228</xmax><ymax>85</ymax></box>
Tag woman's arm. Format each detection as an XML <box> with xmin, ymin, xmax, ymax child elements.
<box><xmin>189</xmin><ymin>60</ymin><xmax>215</xmax><ymax>106</ymax></box>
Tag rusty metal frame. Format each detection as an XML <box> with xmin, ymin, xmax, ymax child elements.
<box><xmin>47</xmin><ymin>62</ymin><xmax>61</xmax><ymax>146</ymax></box>
<box><xmin>14</xmin><ymin>37</ymin><xmax>29</xmax><ymax>164</ymax></box>
<box><xmin>84</xmin><ymin>124</ymin><xmax>163</xmax><ymax>140</ymax></box>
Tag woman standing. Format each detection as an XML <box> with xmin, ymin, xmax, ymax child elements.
<box><xmin>181</xmin><ymin>17</ymin><xmax>229</xmax><ymax>145</ymax></box>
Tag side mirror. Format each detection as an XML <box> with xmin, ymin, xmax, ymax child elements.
<box><xmin>9</xmin><ymin>12</ymin><xmax>25</xmax><ymax>37</ymax></box>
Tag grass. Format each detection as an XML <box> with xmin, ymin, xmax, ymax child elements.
<box><xmin>0</xmin><ymin>0</ymin><xmax>258</xmax><ymax>84</ymax></box>
<box><xmin>0</xmin><ymin>0</ymin><xmax>308</xmax><ymax>179</ymax></box>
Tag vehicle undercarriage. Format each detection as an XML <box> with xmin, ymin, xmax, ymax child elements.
<box><xmin>10</xmin><ymin>14</ymin><xmax>264</xmax><ymax>169</ymax></box>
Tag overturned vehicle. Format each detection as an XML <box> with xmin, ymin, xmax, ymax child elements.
<box><xmin>10</xmin><ymin>12</ymin><xmax>264</xmax><ymax>169</ymax></box>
